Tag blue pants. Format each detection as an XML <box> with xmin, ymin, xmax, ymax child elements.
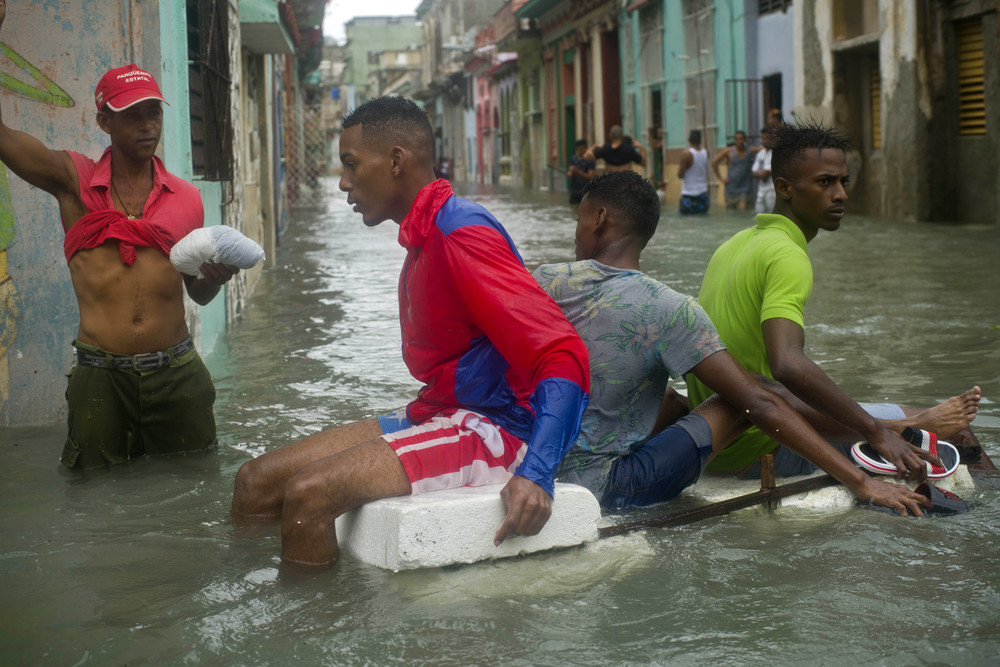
<box><xmin>601</xmin><ymin>413</ymin><xmax>714</xmax><ymax>510</ymax></box>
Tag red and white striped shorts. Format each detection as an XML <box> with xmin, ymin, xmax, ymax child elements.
<box><xmin>380</xmin><ymin>408</ymin><xmax>527</xmax><ymax>495</ymax></box>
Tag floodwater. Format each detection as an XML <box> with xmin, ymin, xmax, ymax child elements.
<box><xmin>2</xmin><ymin>180</ymin><xmax>999</xmax><ymax>665</ymax></box>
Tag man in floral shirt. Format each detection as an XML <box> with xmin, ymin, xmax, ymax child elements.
<box><xmin>534</xmin><ymin>171</ymin><xmax>928</xmax><ymax>516</ymax></box>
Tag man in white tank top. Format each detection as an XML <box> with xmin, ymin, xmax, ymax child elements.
<box><xmin>677</xmin><ymin>130</ymin><xmax>709</xmax><ymax>214</ymax></box>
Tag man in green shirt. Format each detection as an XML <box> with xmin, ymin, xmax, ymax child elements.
<box><xmin>687</xmin><ymin>122</ymin><xmax>980</xmax><ymax>479</ymax></box>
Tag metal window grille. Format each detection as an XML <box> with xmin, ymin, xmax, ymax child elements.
<box><xmin>623</xmin><ymin>15</ymin><xmax>635</xmax><ymax>82</ymax></box>
<box><xmin>682</xmin><ymin>0</ymin><xmax>717</xmax><ymax>145</ymax></box>
<box><xmin>724</xmin><ymin>79</ymin><xmax>764</xmax><ymax>145</ymax></box>
<box><xmin>956</xmin><ymin>19</ymin><xmax>986</xmax><ymax>136</ymax></box>
<box><xmin>869</xmin><ymin>60</ymin><xmax>882</xmax><ymax>148</ymax></box>
<box><xmin>187</xmin><ymin>0</ymin><xmax>233</xmax><ymax>181</ymax></box>
<box><xmin>639</xmin><ymin>3</ymin><xmax>663</xmax><ymax>83</ymax></box>
<box><xmin>758</xmin><ymin>0</ymin><xmax>792</xmax><ymax>16</ymax></box>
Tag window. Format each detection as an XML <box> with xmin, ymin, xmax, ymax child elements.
<box><xmin>956</xmin><ymin>19</ymin><xmax>986</xmax><ymax>136</ymax></box>
<box><xmin>187</xmin><ymin>0</ymin><xmax>233</xmax><ymax>181</ymax></box>
<box><xmin>758</xmin><ymin>0</ymin><xmax>791</xmax><ymax>15</ymax></box>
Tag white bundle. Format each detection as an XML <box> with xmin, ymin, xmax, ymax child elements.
<box><xmin>170</xmin><ymin>225</ymin><xmax>266</xmax><ymax>278</ymax></box>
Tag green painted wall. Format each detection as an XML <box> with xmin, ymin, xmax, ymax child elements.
<box><xmin>621</xmin><ymin>1</ymin><xmax>748</xmax><ymax>152</ymax></box>
<box><xmin>158</xmin><ymin>2</ymin><xmax>226</xmax><ymax>354</ymax></box>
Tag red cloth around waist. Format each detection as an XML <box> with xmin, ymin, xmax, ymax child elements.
<box><xmin>64</xmin><ymin>208</ymin><xmax>176</xmax><ymax>265</ymax></box>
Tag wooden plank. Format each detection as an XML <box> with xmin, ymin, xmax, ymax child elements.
<box><xmin>597</xmin><ymin>474</ymin><xmax>840</xmax><ymax>538</ymax></box>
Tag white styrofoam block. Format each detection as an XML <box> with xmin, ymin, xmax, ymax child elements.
<box><xmin>334</xmin><ymin>482</ymin><xmax>601</xmax><ymax>571</ymax></box>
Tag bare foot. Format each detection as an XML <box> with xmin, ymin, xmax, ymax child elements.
<box><xmin>897</xmin><ymin>386</ymin><xmax>980</xmax><ymax>439</ymax></box>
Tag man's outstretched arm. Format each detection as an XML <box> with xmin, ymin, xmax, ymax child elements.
<box><xmin>762</xmin><ymin>317</ymin><xmax>939</xmax><ymax>480</ymax></box>
<box><xmin>0</xmin><ymin>5</ymin><xmax>78</xmax><ymax>206</ymax></box>
<box><xmin>711</xmin><ymin>149</ymin><xmax>730</xmax><ymax>184</ymax></box>
<box><xmin>691</xmin><ymin>350</ymin><xmax>928</xmax><ymax>515</ymax></box>
<box><xmin>0</xmin><ymin>3</ymin><xmax>76</xmax><ymax>197</ymax></box>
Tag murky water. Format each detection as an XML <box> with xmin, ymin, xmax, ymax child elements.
<box><xmin>2</xmin><ymin>181</ymin><xmax>999</xmax><ymax>665</ymax></box>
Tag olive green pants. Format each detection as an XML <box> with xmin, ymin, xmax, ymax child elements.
<box><xmin>62</xmin><ymin>340</ymin><xmax>218</xmax><ymax>469</ymax></box>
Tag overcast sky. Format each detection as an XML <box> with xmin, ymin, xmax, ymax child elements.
<box><xmin>323</xmin><ymin>0</ymin><xmax>421</xmax><ymax>42</ymax></box>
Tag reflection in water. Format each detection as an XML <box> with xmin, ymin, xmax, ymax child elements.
<box><xmin>1</xmin><ymin>180</ymin><xmax>998</xmax><ymax>664</ymax></box>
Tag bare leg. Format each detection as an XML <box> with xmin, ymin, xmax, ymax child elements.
<box><xmin>888</xmin><ymin>386</ymin><xmax>980</xmax><ymax>440</ymax></box>
<box><xmin>231</xmin><ymin>418</ymin><xmax>383</xmax><ymax>520</ymax></box>
<box><xmin>649</xmin><ymin>387</ymin><xmax>691</xmax><ymax>435</ymax></box>
<box><xmin>280</xmin><ymin>438</ymin><xmax>411</xmax><ymax>566</ymax></box>
<box><xmin>690</xmin><ymin>394</ymin><xmax>752</xmax><ymax>457</ymax></box>
<box><xmin>757</xmin><ymin>377</ymin><xmax>980</xmax><ymax>442</ymax></box>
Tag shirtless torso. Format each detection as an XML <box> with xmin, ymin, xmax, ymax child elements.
<box><xmin>53</xmin><ymin>148</ymin><xmax>195</xmax><ymax>355</ymax></box>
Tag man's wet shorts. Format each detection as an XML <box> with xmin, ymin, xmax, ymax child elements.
<box><xmin>62</xmin><ymin>339</ymin><xmax>217</xmax><ymax>469</ymax></box>
<box><xmin>601</xmin><ymin>413</ymin><xmax>714</xmax><ymax>511</ymax></box>
<box><xmin>679</xmin><ymin>192</ymin><xmax>710</xmax><ymax>215</ymax></box>
<box><xmin>378</xmin><ymin>407</ymin><xmax>526</xmax><ymax>495</ymax></box>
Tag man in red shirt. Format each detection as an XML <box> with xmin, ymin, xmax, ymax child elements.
<box><xmin>231</xmin><ymin>96</ymin><xmax>590</xmax><ymax>567</ymax></box>
<box><xmin>0</xmin><ymin>4</ymin><xmax>236</xmax><ymax>468</ymax></box>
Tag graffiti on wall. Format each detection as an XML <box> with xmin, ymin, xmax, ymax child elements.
<box><xmin>0</xmin><ymin>41</ymin><xmax>75</xmax><ymax>404</ymax></box>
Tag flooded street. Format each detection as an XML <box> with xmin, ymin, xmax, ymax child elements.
<box><xmin>2</xmin><ymin>180</ymin><xmax>999</xmax><ymax>665</ymax></box>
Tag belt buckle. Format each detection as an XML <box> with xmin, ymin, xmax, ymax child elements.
<box><xmin>132</xmin><ymin>351</ymin><xmax>167</xmax><ymax>371</ymax></box>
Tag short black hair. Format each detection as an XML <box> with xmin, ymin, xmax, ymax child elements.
<box><xmin>765</xmin><ymin>121</ymin><xmax>851</xmax><ymax>182</ymax></box>
<box><xmin>342</xmin><ymin>96</ymin><xmax>434</xmax><ymax>158</ymax></box>
<box><xmin>582</xmin><ymin>170</ymin><xmax>660</xmax><ymax>245</ymax></box>
<box><xmin>575</xmin><ymin>138</ymin><xmax>588</xmax><ymax>148</ymax></box>
<box><xmin>689</xmin><ymin>129</ymin><xmax>701</xmax><ymax>145</ymax></box>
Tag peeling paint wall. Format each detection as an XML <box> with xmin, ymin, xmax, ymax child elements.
<box><xmin>797</xmin><ymin>0</ymin><xmax>998</xmax><ymax>224</ymax></box>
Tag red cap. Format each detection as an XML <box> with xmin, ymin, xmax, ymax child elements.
<box><xmin>95</xmin><ymin>64</ymin><xmax>168</xmax><ymax>112</ymax></box>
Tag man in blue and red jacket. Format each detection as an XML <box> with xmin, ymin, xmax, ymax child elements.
<box><xmin>232</xmin><ymin>96</ymin><xmax>590</xmax><ymax>567</ymax></box>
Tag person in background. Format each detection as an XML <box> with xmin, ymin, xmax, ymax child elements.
<box><xmin>585</xmin><ymin>125</ymin><xmax>645</xmax><ymax>173</ymax></box>
<box><xmin>711</xmin><ymin>130</ymin><xmax>754</xmax><ymax>210</ymax></box>
<box><xmin>677</xmin><ymin>130</ymin><xmax>709</xmax><ymax>215</ymax></box>
<box><xmin>752</xmin><ymin>126</ymin><xmax>775</xmax><ymax>214</ymax></box>
<box><xmin>567</xmin><ymin>139</ymin><xmax>595</xmax><ymax>210</ymax></box>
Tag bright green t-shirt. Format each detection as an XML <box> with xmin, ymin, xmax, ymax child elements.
<box><xmin>686</xmin><ymin>214</ymin><xmax>813</xmax><ymax>470</ymax></box>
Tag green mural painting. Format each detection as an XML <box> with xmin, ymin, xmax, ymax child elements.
<box><xmin>0</xmin><ymin>42</ymin><xmax>74</xmax><ymax>106</ymax></box>
<box><xmin>0</xmin><ymin>163</ymin><xmax>18</xmax><ymax>404</ymax></box>
<box><xmin>0</xmin><ymin>41</ymin><xmax>74</xmax><ymax>404</ymax></box>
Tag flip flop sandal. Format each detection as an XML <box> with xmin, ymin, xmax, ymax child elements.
<box><xmin>850</xmin><ymin>427</ymin><xmax>960</xmax><ymax>479</ymax></box>
<box><xmin>914</xmin><ymin>482</ymin><xmax>970</xmax><ymax>515</ymax></box>
<box><xmin>858</xmin><ymin>482</ymin><xmax>970</xmax><ymax>516</ymax></box>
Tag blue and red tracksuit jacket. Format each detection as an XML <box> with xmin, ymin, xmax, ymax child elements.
<box><xmin>397</xmin><ymin>179</ymin><xmax>590</xmax><ymax>496</ymax></box>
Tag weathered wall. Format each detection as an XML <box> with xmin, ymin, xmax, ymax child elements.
<box><xmin>950</xmin><ymin>3</ymin><xmax>999</xmax><ymax>224</ymax></box>
<box><xmin>0</xmin><ymin>1</ymin><xmax>161</xmax><ymax>424</ymax></box>
<box><xmin>796</xmin><ymin>0</ymin><xmax>998</xmax><ymax>224</ymax></box>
